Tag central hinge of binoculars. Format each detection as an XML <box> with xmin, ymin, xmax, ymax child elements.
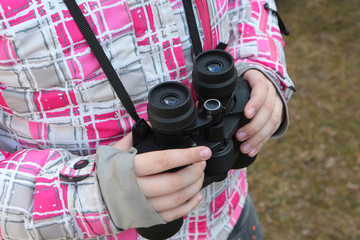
<box><xmin>132</xmin><ymin>118</ymin><xmax>152</xmax><ymax>146</ymax></box>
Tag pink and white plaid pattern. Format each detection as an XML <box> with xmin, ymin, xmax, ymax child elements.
<box><xmin>0</xmin><ymin>0</ymin><xmax>294</xmax><ymax>239</ymax></box>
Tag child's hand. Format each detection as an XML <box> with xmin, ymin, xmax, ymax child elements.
<box><xmin>236</xmin><ymin>69</ymin><xmax>284</xmax><ymax>157</ymax></box>
<box><xmin>113</xmin><ymin>134</ymin><xmax>211</xmax><ymax>222</ymax></box>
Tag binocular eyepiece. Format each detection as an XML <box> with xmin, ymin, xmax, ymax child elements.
<box><xmin>147</xmin><ymin>50</ymin><xmax>237</xmax><ymax>136</ymax></box>
<box><xmin>133</xmin><ymin>49</ymin><xmax>256</xmax><ymax>239</ymax></box>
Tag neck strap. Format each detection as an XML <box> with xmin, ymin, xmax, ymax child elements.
<box><xmin>64</xmin><ymin>0</ymin><xmax>151</xmax><ymax>144</ymax></box>
<box><xmin>182</xmin><ymin>0</ymin><xmax>203</xmax><ymax>56</ymax></box>
<box><xmin>63</xmin><ymin>0</ymin><xmax>208</xmax><ymax>144</ymax></box>
<box><xmin>64</xmin><ymin>0</ymin><xmax>141</xmax><ymax>123</ymax></box>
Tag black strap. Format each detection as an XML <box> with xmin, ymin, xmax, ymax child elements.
<box><xmin>63</xmin><ymin>0</ymin><xmax>206</xmax><ymax>144</ymax></box>
<box><xmin>182</xmin><ymin>0</ymin><xmax>203</xmax><ymax>56</ymax></box>
<box><xmin>182</xmin><ymin>0</ymin><xmax>228</xmax><ymax>54</ymax></box>
<box><xmin>64</xmin><ymin>0</ymin><xmax>141</xmax><ymax>122</ymax></box>
<box><xmin>63</xmin><ymin>0</ymin><xmax>205</xmax><ymax>114</ymax></box>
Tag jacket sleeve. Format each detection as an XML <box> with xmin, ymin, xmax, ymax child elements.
<box><xmin>0</xmin><ymin>144</ymin><xmax>164</xmax><ymax>239</ymax></box>
<box><xmin>227</xmin><ymin>0</ymin><xmax>295</xmax><ymax>137</ymax></box>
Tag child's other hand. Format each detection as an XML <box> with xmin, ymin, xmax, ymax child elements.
<box><xmin>236</xmin><ymin>69</ymin><xmax>284</xmax><ymax>157</ymax></box>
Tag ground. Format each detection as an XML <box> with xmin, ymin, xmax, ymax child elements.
<box><xmin>247</xmin><ymin>1</ymin><xmax>360</xmax><ymax>239</ymax></box>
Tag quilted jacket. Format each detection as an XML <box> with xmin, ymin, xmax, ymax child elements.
<box><xmin>0</xmin><ymin>0</ymin><xmax>294</xmax><ymax>239</ymax></box>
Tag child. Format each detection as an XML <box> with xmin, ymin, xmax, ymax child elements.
<box><xmin>0</xmin><ymin>0</ymin><xmax>294</xmax><ymax>239</ymax></box>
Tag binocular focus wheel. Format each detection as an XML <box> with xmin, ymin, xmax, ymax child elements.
<box><xmin>205</xmin><ymin>140</ymin><xmax>234</xmax><ymax>176</ymax></box>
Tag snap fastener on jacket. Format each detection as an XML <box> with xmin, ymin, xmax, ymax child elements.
<box><xmin>59</xmin><ymin>159</ymin><xmax>92</xmax><ymax>182</ymax></box>
<box><xmin>74</xmin><ymin>159</ymin><xmax>90</xmax><ymax>169</ymax></box>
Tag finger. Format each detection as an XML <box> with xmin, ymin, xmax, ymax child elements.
<box><xmin>112</xmin><ymin>133</ymin><xmax>133</xmax><ymax>151</ymax></box>
<box><xmin>157</xmin><ymin>192</ymin><xmax>203</xmax><ymax>222</ymax></box>
<box><xmin>242</xmin><ymin>70</ymin><xmax>269</xmax><ymax>119</ymax></box>
<box><xmin>137</xmin><ymin>162</ymin><xmax>206</xmax><ymax>198</ymax></box>
<box><xmin>270</xmin><ymin>95</ymin><xmax>284</xmax><ymax>135</ymax></box>
<box><xmin>134</xmin><ymin>146</ymin><xmax>211</xmax><ymax>176</ymax></box>
<box><xmin>241</xmin><ymin>120</ymin><xmax>276</xmax><ymax>157</ymax></box>
<box><xmin>236</xmin><ymin>84</ymin><xmax>275</xmax><ymax>143</ymax></box>
<box><xmin>241</xmin><ymin>96</ymin><xmax>283</xmax><ymax>156</ymax></box>
<box><xmin>147</xmin><ymin>173</ymin><xmax>204</xmax><ymax>212</ymax></box>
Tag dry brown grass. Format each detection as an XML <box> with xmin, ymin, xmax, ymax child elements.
<box><xmin>247</xmin><ymin>1</ymin><xmax>360</xmax><ymax>239</ymax></box>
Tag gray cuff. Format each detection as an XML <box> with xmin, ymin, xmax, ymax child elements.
<box><xmin>236</xmin><ymin>64</ymin><xmax>290</xmax><ymax>138</ymax></box>
<box><xmin>95</xmin><ymin>146</ymin><xmax>165</xmax><ymax>230</ymax></box>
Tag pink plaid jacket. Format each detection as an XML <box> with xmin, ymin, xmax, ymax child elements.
<box><xmin>0</xmin><ymin>0</ymin><xmax>294</xmax><ymax>239</ymax></box>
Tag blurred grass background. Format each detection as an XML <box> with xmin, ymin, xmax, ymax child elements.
<box><xmin>247</xmin><ymin>0</ymin><xmax>360</xmax><ymax>239</ymax></box>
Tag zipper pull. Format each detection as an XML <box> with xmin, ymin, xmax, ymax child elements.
<box><xmin>264</xmin><ymin>3</ymin><xmax>290</xmax><ymax>36</ymax></box>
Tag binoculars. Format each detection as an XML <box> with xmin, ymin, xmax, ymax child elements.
<box><xmin>133</xmin><ymin>49</ymin><xmax>256</xmax><ymax>239</ymax></box>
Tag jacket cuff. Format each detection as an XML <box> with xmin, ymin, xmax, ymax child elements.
<box><xmin>236</xmin><ymin>64</ymin><xmax>290</xmax><ymax>138</ymax></box>
<box><xmin>95</xmin><ymin>146</ymin><xmax>165</xmax><ymax>230</ymax></box>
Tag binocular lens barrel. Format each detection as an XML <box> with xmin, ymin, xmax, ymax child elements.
<box><xmin>147</xmin><ymin>81</ymin><xmax>196</xmax><ymax>135</ymax></box>
<box><xmin>193</xmin><ymin>49</ymin><xmax>237</xmax><ymax>101</ymax></box>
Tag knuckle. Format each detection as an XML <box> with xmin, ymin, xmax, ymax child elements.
<box><xmin>275</xmin><ymin>108</ymin><xmax>283</xmax><ymax>121</ymax></box>
<box><xmin>195</xmin><ymin>175</ymin><xmax>204</xmax><ymax>190</ymax></box>
<box><xmin>189</xmin><ymin>148</ymin><xmax>200</xmax><ymax>162</ymax></box>
<box><xmin>263</xmin><ymin>101</ymin><xmax>274</xmax><ymax>112</ymax></box>
<box><xmin>191</xmin><ymin>196</ymin><xmax>200</xmax><ymax>210</ymax></box>
<box><xmin>157</xmin><ymin>152</ymin><xmax>171</xmax><ymax>170</ymax></box>
<box><xmin>247</xmin><ymin>124</ymin><xmax>259</xmax><ymax>135</ymax></box>
<box><xmin>170</xmin><ymin>210</ymin><xmax>183</xmax><ymax>222</ymax></box>
<box><xmin>200</xmin><ymin>173</ymin><xmax>205</xmax><ymax>184</ymax></box>
<box><xmin>261</xmin><ymin>79</ymin><xmax>270</xmax><ymax>91</ymax></box>
<box><xmin>175</xmin><ymin>192</ymin><xmax>186</xmax><ymax>205</ymax></box>
<box><xmin>195</xmin><ymin>163</ymin><xmax>205</xmax><ymax>174</ymax></box>
<box><xmin>161</xmin><ymin>214</ymin><xmax>172</xmax><ymax>223</ymax></box>
<box><xmin>175</xmin><ymin>212</ymin><xmax>183</xmax><ymax>221</ymax></box>
<box><xmin>270</xmin><ymin>109</ymin><xmax>282</xmax><ymax>125</ymax></box>
<box><xmin>270</xmin><ymin>115</ymin><xmax>279</xmax><ymax>126</ymax></box>
<box><xmin>169</xmin><ymin>175</ymin><xmax>183</xmax><ymax>189</ymax></box>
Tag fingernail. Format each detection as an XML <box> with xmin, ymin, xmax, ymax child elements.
<box><xmin>201</xmin><ymin>161</ymin><xmax>207</xmax><ymax>169</ymax></box>
<box><xmin>241</xmin><ymin>143</ymin><xmax>251</xmax><ymax>153</ymax></box>
<box><xmin>236</xmin><ymin>131</ymin><xmax>247</xmax><ymax>141</ymax></box>
<box><xmin>200</xmin><ymin>148</ymin><xmax>211</xmax><ymax>160</ymax></box>
<box><xmin>248</xmin><ymin>107</ymin><xmax>256</xmax><ymax>118</ymax></box>
<box><xmin>249</xmin><ymin>148</ymin><xmax>258</xmax><ymax>157</ymax></box>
